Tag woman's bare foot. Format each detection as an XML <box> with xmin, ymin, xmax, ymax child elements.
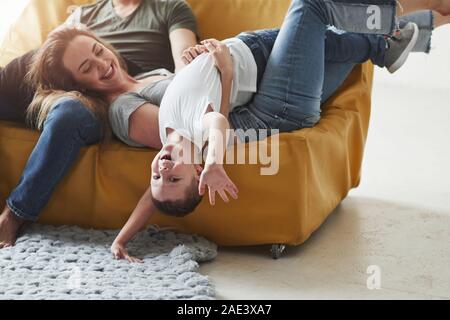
<box><xmin>0</xmin><ymin>206</ymin><xmax>26</xmax><ymax>248</ymax></box>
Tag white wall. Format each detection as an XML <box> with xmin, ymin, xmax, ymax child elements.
<box><xmin>0</xmin><ymin>0</ymin><xmax>29</xmax><ymax>43</ymax></box>
<box><xmin>375</xmin><ymin>25</ymin><xmax>450</xmax><ymax>91</ymax></box>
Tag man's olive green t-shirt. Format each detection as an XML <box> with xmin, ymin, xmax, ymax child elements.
<box><xmin>68</xmin><ymin>0</ymin><xmax>197</xmax><ymax>74</ymax></box>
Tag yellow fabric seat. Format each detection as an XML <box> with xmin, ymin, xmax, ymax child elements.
<box><xmin>0</xmin><ymin>0</ymin><xmax>373</xmax><ymax>246</ymax></box>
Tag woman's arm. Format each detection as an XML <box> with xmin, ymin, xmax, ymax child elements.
<box><xmin>111</xmin><ymin>187</ymin><xmax>156</xmax><ymax>263</ymax></box>
<box><xmin>128</xmin><ymin>103</ymin><xmax>163</xmax><ymax>149</ymax></box>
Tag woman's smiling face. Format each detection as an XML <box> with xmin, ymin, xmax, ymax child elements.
<box><xmin>62</xmin><ymin>35</ymin><xmax>124</xmax><ymax>93</ymax></box>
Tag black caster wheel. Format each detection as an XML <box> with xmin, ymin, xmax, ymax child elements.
<box><xmin>270</xmin><ymin>244</ymin><xmax>286</xmax><ymax>259</ymax></box>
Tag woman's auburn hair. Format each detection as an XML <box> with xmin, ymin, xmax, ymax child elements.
<box><xmin>26</xmin><ymin>24</ymin><xmax>127</xmax><ymax>141</ymax></box>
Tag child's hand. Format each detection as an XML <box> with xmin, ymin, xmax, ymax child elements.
<box><xmin>202</xmin><ymin>39</ymin><xmax>234</xmax><ymax>78</ymax></box>
<box><xmin>181</xmin><ymin>44</ymin><xmax>208</xmax><ymax>65</ymax></box>
<box><xmin>199</xmin><ymin>164</ymin><xmax>238</xmax><ymax>205</ymax></box>
<box><xmin>111</xmin><ymin>242</ymin><xmax>143</xmax><ymax>264</ymax></box>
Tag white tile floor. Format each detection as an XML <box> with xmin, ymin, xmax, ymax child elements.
<box><xmin>200</xmin><ymin>71</ymin><xmax>450</xmax><ymax>300</ymax></box>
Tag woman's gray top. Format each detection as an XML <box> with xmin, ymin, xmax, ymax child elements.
<box><xmin>109</xmin><ymin>69</ymin><xmax>174</xmax><ymax>147</ymax></box>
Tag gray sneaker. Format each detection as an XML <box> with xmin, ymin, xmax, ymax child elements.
<box><xmin>385</xmin><ymin>22</ymin><xmax>419</xmax><ymax>73</ymax></box>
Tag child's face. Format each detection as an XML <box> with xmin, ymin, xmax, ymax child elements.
<box><xmin>150</xmin><ymin>143</ymin><xmax>202</xmax><ymax>202</ymax></box>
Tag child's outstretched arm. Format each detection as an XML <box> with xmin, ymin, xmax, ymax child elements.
<box><xmin>181</xmin><ymin>39</ymin><xmax>237</xmax><ymax>205</ymax></box>
<box><xmin>111</xmin><ymin>187</ymin><xmax>156</xmax><ymax>263</ymax></box>
<box><xmin>200</xmin><ymin>112</ymin><xmax>239</xmax><ymax>205</ymax></box>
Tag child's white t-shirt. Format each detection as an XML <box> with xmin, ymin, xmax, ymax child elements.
<box><xmin>158</xmin><ymin>38</ymin><xmax>258</xmax><ymax>152</ymax></box>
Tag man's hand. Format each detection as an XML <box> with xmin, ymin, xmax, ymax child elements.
<box><xmin>111</xmin><ymin>241</ymin><xmax>143</xmax><ymax>264</ymax></box>
<box><xmin>199</xmin><ymin>164</ymin><xmax>238</xmax><ymax>206</ymax></box>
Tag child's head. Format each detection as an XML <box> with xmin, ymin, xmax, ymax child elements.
<box><xmin>150</xmin><ymin>143</ymin><xmax>203</xmax><ymax>217</ymax></box>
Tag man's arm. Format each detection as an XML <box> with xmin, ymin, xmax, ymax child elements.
<box><xmin>111</xmin><ymin>187</ymin><xmax>156</xmax><ymax>263</ymax></box>
<box><xmin>169</xmin><ymin>28</ymin><xmax>198</xmax><ymax>73</ymax></box>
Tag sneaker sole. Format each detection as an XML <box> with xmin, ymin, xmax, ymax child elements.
<box><xmin>388</xmin><ymin>23</ymin><xmax>419</xmax><ymax>74</ymax></box>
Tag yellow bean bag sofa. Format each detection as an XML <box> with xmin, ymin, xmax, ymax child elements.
<box><xmin>0</xmin><ymin>0</ymin><xmax>373</xmax><ymax>248</ymax></box>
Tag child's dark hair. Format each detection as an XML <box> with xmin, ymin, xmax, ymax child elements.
<box><xmin>151</xmin><ymin>178</ymin><xmax>203</xmax><ymax>217</ymax></box>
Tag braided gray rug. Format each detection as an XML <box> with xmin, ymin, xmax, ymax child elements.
<box><xmin>0</xmin><ymin>224</ymin><xmax>217</xmax><ymax>300</ymax></box>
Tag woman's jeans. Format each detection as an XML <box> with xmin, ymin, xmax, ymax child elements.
<box><xmin>229</xmin><ymin>0</ymin><xmax>433</xmax><ymax>139</ymax></box>
<box><xmin>2</xmin><ymin>98</ymin><xmax>101</xmax><ymax>221</ymax></box>
<box><xmin>0</xmin><ymin>48</ymin><xmax>145</xmax><ymax>221</ymax></box>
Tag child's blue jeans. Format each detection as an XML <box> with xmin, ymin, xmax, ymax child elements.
<box><xmin>229</xmin><ymin>0</ymin><xmax>432</xmax><ymax>138</ymax></box>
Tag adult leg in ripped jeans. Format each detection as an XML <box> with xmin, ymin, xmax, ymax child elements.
<box><xmin>0</xmin><ymin>53</ymin><xmax>102</xmax><ymax>248</ymax></box>
<box><xmin>320</xmin><ymin>0</ymin><xmax>450</xmax><ymax>110</ymax></box>
<box><xmin>229</xmin><ymin>5</ymin><xmax>442</xmax><ymax>137</ymax></box>
<box><xmin>322</xmin><ymin>8</ymin><xmax>441</xmax><ymax>102</ymax></box>
<box><xmin>399</xmin><ymin>9</ymin><xmax>450</xmax><ymax>54</ymax></box>
<box><xmin>311</xmin><ymin>8</ymin><xmax>447</xmax><ymax>102</ymax></box>
<box><xmin>322</xmin><ymin>5</ymin><xmax>449</xmax><ymax>101</ymax></box>
<box><xmin>237</xmin><ymin>0</ymin><xmax>447</xmax><ymax>134</ymax></box>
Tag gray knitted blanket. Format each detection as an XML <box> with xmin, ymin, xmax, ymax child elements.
<box><xmin>0</xmin><ymin>224</ymin><xmax>217</xmax><ymax>300</ymax></box>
